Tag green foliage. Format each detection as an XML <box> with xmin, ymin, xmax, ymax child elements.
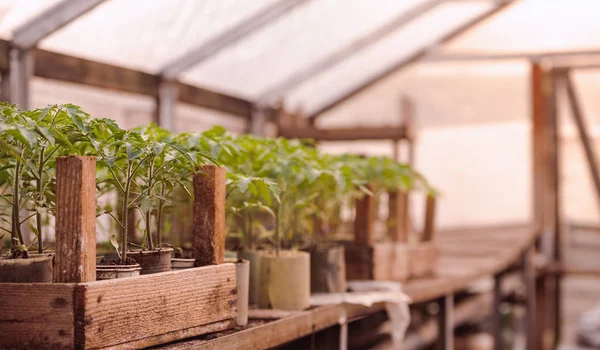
<box><xmin>0</xmin><ymin>103</ymin><xmax>436</xmax><ymax>261</ymax></box>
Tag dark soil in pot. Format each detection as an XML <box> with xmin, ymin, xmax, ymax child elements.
<box><xmin>0</xmin><ymin>254</ymin><xmax>54</xmax><ymax>283</ymax></box>
<box><xmin>128</xmin><ymin>248</ymin><xmax>173</xmax><ymax>274</ymax></box>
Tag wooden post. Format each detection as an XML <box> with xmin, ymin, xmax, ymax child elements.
<box><xmin>423</xmin><ymin>195</ymin><xmax>436</xmax><ymax>242</ymax></box>
<box><xmin>354</xmin><ymin>189</ymin><xmax>374</xmax><ymax>245</ymax></box>
<box><xmin>193</xmin><ymin>164</ymin><xmax>226</xmax><ymax>266</ymax></box>
<box><xmin>54</xmin><ymin>156</ymin><xmax>96</xmax><ymax>283</ymax></box>
<box><xmin>388</xmin><ymin>191</ymin><xmax>409</xmax><ymax>242</ymax></box>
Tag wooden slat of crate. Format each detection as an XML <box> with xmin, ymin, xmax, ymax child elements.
<box><xmin>79</xmin><ymin>264</ymin><xmax>237</xmax><ymax>349</ymax></box>
<box><xmin>0</xmin><ymin>283</ymin><xmax>76</xmax><ymax>349</ymax></box>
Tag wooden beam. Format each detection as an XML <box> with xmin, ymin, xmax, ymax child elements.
<box><xmin>12</xmin><ymin>0</ymin><xmax>106</xmax><ymax>50</ymax></box>
<box><xmin>279</xmin><ymin>125</ymin><xmax>408</xmax><ymax>141</ymax></box>
<box><xmin>0</xmin><ymin>39</ymin><xmax>9</xmax><ymax>70</ymax></box>
<box><xmin>309</xmin><ymin>0</ymin><xmax>516</xmax><ymax>119</ymax></box>
<box><xmin>257</xmin><ymin>0</ymin><xmax>442</xmax><ymax>102</ymax></box>
<box><xmin>160</xmin><ymin>0</ymin><xmax>311</xmax><ymax>79</ymax></box>
<box><xmin>177</xmin><ymin>82</ymin><xmax>253</xmax><ymax>120</ymax></box>
<box><xmin>561</xmin><ymin>70</ymin><xmax>600</xmax><ymax>212</ymax></box>
<box><xmin>28</xmin><ymin>46</ymin><xmax>253</xmax><ymax>119</ymax></box>
<box><xmin>9</xmin><ymin>48</ymin><xmax>34</xmax><ymax>108</ymax></box>
<box><xmin>424</xmin><ymin>49</ymin><xmax>600</xmax><ymax>63</ymax></box>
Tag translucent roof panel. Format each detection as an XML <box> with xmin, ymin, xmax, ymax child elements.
<box><xmin>0</xmin><ymin>0</ymin><xmax>61</xmax><ymax>38</ymax></box>
<box><xmin>38</xmin><ymin>0</ymin><xmax>280</xmax><ymax>73</ymax></box>
<box><xmin>182</xmin><ymin>0</ymin><xmax>425</xmax><ymax>100</ymax></box>
<box><xmin>442</xmin><ymin>0</ymin><xmax>600</xmax><ymax>54</ymax></box>
<box><xmin>284</xmin><ymin>1</ymin><xmax>494</xmax><ymax>115</ymax></box>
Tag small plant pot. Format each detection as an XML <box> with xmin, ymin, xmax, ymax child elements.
<box><xmin>171</xmin><ymin>258</ymin><xmax>196</xmax><ymax>270</ymax></box>
<box><xmin>235</xmin><ymin>259</ymin><xmax>250</xmax><ymax>326</ymax></box>
<box><xmin>237</xmin><ymin>249</ymin><xmax>262</xmax><ymax>305</ymax></box>
<box><xmin>310</xmin><ymin>244</ymin><xmax>347</xmax><ymax>294</ymax></box>
<box><xmin>128</xmin><ymin>248</ymin><xmax>174</xmax><ymax>275</ymax></box>
<box><xmin>0</xmin><ymin>254</ymin><xmax>54</xmax><ymax>283</ymax></box>
<box><xmin>258</xmin><ymin>250</ymin><xmax>310</xmax><ymax>311</ymax></box>
<box><xmin>96</xmin><ymin>264</ymin><xmax>142</xmax><ymax>280</ymax></box>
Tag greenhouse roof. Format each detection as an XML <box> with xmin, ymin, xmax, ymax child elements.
<box><xmin>0</xmin><ymin>0</ymin><xmax>599</xmax><ymax>120</ymax></box>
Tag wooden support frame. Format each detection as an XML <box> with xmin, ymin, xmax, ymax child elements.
<box><xmin>160</xmin><ymin>0</ymin><xmax>311</xmax><ymax>79</ymax></box>
<box><xmin>257</xmin><ymin>0</ymin><xmax>442</xmax><ymax>103</ymax></box>
<box><xmin>1</xmin><ymin>157</ymin><xmax>237</xmax><ymax>349</ymax></box>
<box><xmin>560</xmin><ymin>70</ymin><xmax>600</xmax><ymax>212</ymax></box>
<box><xmin>0</xmin><ymin>40</ymin><xmax>256</xmax><ymax>119</ymax></box>
<box><xmin>309</xmin><ymin>0</ymin><xmax>516</xmax><ymax>119</ymax></box>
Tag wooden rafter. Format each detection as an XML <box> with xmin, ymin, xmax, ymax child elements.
<box><xmin>160</xmin><ymin>0</ymin><xmax>311</xmax><ymax>79</ymax></box>
<box><xmin>257</xmin><ymin>0</ymin><xmax>443</xmax><ymax>103</ymax></box>
<box><xmin>309</xmin><ymin>0</ymin><xmax>516</xmax><ymax>120</ymax></box>
<box><xmin>12</xmin><ymin>0</ymin><xmax>106</xmax><ymax>50</ymax></box>
<box><xmin>424</xmin><ymin>49</ymin><xmax>600</xmax><ymax>63</ymax></box>
<box><xmin>0</xmin><ymin>41</ymin><xmax>255</xmax><ymax>119</ymax></box>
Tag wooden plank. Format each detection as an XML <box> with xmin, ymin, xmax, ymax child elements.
<box><xmin>78</xmin><ymin>264</ymin><xmax>237</xmax><ymax>349</ymax></box>
<box><xmin>33</xmin><ymin>48</ymin><xmax>158</xmax><ymax>95</ymax></box>
<box><xmin>177</xmin><ymin>82</ymin><xmax>253</xmax><ymax>120</ymax></box>
<box><xmin>55</xmin><ymin>156</ymin><xmax>97</xmax><ymax>283</ymax></box>
<box><xmin>12</xmin><ymin>0</ymin><xmax>106</xmax><ymax>50</ymax></box>
<box><xmin>354</xmin><ymin>191</ymin><xmax>375</xmax><ymax>245</ymax></box>
<box><xmin>310</xmin><ymin>0</ymin><xmax>516</xmax><ymax>119</ymax></box>
<box><xmin>422</xmin><ymin>196</ymin><xmax>437</xmax><ymax>242</ymax></box>
<box><xmin>0</xmin><ymin>39</ymin><xmax>9</xmax><ymax>70</ymax></box>
<box><xmin>0</xmin><ymin>283</ymin><xmax>76</xmax><ymax>348</ymax></box>
<box><xmin>31</xmin><ymin>46</ymin><xmax>254</xmax><ymax>119</ymax></box>
<box><xmin>388</xmin><ymin>191</ymin><xmax>409</xmax><ymax>242</ymax></box>
<box><xmin>279</xmin><ymin>125</ymin><xmax>408</xmax><ymax>141</ymax></box>
<box><xmin>193</xmin><ymin>165</ymin><xmax>226</xmax><ymax>266</ymax></box>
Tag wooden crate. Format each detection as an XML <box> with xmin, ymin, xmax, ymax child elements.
<box><xmin>344</xmin><ymin>190</ymin><xmax>439</xmax><ymax>282</ymax></box>
<box><xmin>0</xmin><ymin>158</ymin><xmax>237</xmax><ymax>349</ymax></box>
<box><xmin>0</xmin><ymin>265</ymin><xmax>237</xmax><ymax>349</ymax></box>
<box><xmin>342</xmin><ymin>241</ymin><xmax>438</xmax><ymax>282</ymax></box>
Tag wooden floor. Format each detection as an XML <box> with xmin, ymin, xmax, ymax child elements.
<box><xmin>158</xmin><ymin>224</ymin><xmax>537</xmax><ymax>349</ymax></box>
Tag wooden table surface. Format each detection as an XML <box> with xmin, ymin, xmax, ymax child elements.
<box><xmin>158</xmin><ymin>223</ymin><xmax>537</xmax><ymax>349</ymax></box>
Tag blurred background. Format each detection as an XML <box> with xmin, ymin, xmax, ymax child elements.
<box><xmin>2</xmin><ymin>0</ymin><xmax>600</xmax><ymax>348</ymax></box>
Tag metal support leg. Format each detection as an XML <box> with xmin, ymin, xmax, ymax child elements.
<box><xmin>155</xmin><ymin>80</ymin><xmax>178</xmax><ymax>131</ymax></box>
<box><xmin>493</xmin><ymin>273</ymin><xmax>503</xmax><ymax>350</ymax></box>
<box><xmin>9</xmin><ymin>48</ymin><xmax>33</xmax><ymax>109</ymax></box>
<box><xmin>523</xmin><ymin>248</ymin><xmax>537</xmax><ymax>350</ymax></box>
<box><xmin>437</xmin><ymin>294</ymin><xmax>453</xmax><ymax>350</ymax></box>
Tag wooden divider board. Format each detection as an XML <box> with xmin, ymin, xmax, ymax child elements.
<box><xmin>0</xmin><ymin>264</ymin><xmax>236</xmax><ymax>349</ymax></box>
<box><xmin>0</xmin><ymin>283</ymin><xmax>76</xmax><ymax>348</ymax></box>
<box><xmin>78</xmin><ymin>264</ymin><xmax>236</xmax><ymax>349</ymax></box>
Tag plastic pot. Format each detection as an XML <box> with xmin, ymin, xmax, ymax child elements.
<box><xmin>258</xmin><ymin>250</ymin><xmax>310</xmax><ymax>310</ymax></box>
<box><xmin>237</xmin><ymin>249</ymin><xmax>262</xmax><ymax>305</ymax></box>
<box><xmin>128</xmin><ymin>248</ymin><xmax>173</xmax><ymax>275</ymax></box>
<box><xmin>96</xmin><ymin>264</ymin><xmax>141</xmax><ymax>280</ymax></box>
<box><xmin>0</xmin><ymin>254</ymin><xmax>54</xmax><ymax>283</ymax></box>
<box><xmin>171</xmin><ymin>258</ymin><xmax>196</xmax><ymax>270</ymax></box>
